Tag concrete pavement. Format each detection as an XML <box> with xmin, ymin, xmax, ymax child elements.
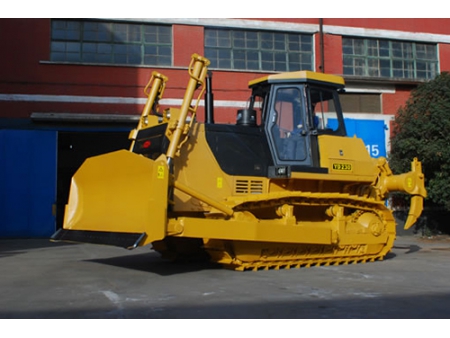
<box><xmin>1</xmin><ymin>233</ymin><xmax>450</xmax><ymax>319</ymax></box>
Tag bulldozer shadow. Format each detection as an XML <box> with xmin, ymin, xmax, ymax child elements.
<box><xmin>392</xmin><ymin>244</ymin><xmax>421</xmax><ymax>254</ymax></box>
<box><xmin>85</xmin><ymin>250</ymin><xmax>222</xmax><ymax>276</ymax></box>
<box><xmin>385</xmin><ymin>252</ymin><xmax>396</xmax><ymax>260</ymax></box>
<box><xmin>85</xmin><ymin>249</ymin><xmax>401</xmax><ymax>274</ymax></box>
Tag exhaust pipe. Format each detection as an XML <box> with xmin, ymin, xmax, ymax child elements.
<box><xmin>205</xmin><ymin>70</ymin><xmax>214</xmax><ymax>124</ymax></box>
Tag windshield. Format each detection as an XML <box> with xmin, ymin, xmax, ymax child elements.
<box><xmin>308</xmin><ymin>86</ymin><xmax>345</xmax><ymax>134</ymax></box>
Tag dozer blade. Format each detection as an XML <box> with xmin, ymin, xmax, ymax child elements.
<box><xmin>52</xmin><ymin>150</ymin><xmax>169</xmax><ymax>249</ymax></box>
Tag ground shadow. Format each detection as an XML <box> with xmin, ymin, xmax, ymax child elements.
<box><xmin>85</xmin><ymin>251</ymin><xmax>222</xmax><ymax>276</ymax></box>
<box><xmin>0</xmin><ymin>238</ymin><xmax>72</xmax><ymax>258</ymax></box>
<box><xmin>393</xmin><ymin>244</ymin><xmax>421</xmax><ymax>254</ymax></box>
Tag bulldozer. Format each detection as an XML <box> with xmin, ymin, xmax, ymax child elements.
<box><xmin>51</xmin><ymin>53</ymin><xmax>427</xmax><ymax>271</ymax></box>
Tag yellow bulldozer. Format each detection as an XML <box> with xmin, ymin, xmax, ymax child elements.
<box><xmin>51</xmin><ymin>54</ymin><xmax>427</xmax><ymax>271</ymax></box>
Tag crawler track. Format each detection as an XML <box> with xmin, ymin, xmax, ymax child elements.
<box><xmin>206</xmin><ymin>192</ymin><xmax>397</xmax><ymax>271</ymax></box>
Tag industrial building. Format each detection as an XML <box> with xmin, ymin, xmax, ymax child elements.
<box><xmin>1</xmin><ymin>18</ymin><xmax>450</xmax><ymax>237</ymax></box>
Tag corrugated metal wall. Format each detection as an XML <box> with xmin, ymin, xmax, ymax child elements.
<box><xmin>0</xmin><ymin>129</ymin><xmax>57</xmax><ymax>237</ymax></box>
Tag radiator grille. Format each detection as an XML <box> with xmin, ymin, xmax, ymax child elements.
<box><xmin>235</xmin><ymin>180</ymin><xmax>264</xmax><ymax>194</ymax></box>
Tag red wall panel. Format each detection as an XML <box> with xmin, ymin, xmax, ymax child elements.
<box><xmin>383</xmin><ymin>86</ymin><xmax>415</xmax><ymax>116</ymax></box>
<box><xmin>0</xmin><ymin>19</ymin><xmax>50</xmax><ymax>82</ymax></box>
<box><xmin>173</xmin><ymin>25</ymin><xmax>204</xmax><ymax>67</ymax></box>
<box><xmin>0</xmin><ymin>100</ymin><xmax>145</xmax><ymax>119</ymax></box>
<box><xmin>439</xmin><ymin>43</ymin><xmax>450</xmax><ymax>72</ymax></box>
<box><xmin>2</xmin><ymin>18</ymin><xmax>450</xmax><ymax>123</ymax></box>
<box><xmin>324</xmin><ymin>18</ymin><xmax>450</xmax><ymax>35</ymax></box>
<box><xmin>323</xmin><ymin>34</ymin><xmax>343</xmax><ymax>75</ymax></box>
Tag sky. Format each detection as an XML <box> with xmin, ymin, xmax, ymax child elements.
<box><xmin>4</xmin><ymin>1</ymin><xmax>443</xmax><ymax>19</ymax></box>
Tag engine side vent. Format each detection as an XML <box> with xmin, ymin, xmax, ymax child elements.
<box><xmin>235</xmin><ymin>179</ymin><xmax>264</xmax><ymax>194</ymax></box>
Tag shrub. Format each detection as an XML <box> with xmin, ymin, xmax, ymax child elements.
<box><xmin>389</xmin><ymin>72</ymin><xmax>450</xmax><ymax>233</ymax></box>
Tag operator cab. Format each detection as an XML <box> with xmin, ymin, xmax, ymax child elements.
<box><xmin>248</xmin><ymin>71</ymin><xmax>347</xmax><ymax>170</ymax></box>
<box><xmin>204</xmin><ymin>70</ymin><xmax>347</xmax><ymax>178</ymax></box>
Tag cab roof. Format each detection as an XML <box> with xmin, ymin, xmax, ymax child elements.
<box><xmin>249</xmin><ymin>70</ymin><xmax>345</xmax><ymax>89</ymax></box>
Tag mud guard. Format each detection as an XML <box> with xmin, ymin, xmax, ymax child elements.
<box><xmin>52</xmin><ymin>150</ymin><xmax>169</xmax><ymax>248</ymax></box>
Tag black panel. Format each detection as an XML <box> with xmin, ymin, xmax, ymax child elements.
<box><xmin>309</xmin><ymin>134</ymin><xmax>321</xmax><ymax>167</ymax></box>
<box><xmin>131</xmin><ymin>123</ymin><xmax>170</xmax><ymax>159</ymax></box>
<box><xmin>205</xmin><ymin>124</ymin><xmax>274</xmax><ymax>176</ymax></box>
<box><xmin>291</xmin><ymin>166</ymin><xmax>328</xmax><ymax>174</ymax></box>
<box><xmin>51</xmin><ymin>229</ymin><xmax>146</xmax><ymax>250</ymax></box>
<box><xmin>267</xmin><ymin>165</ymin><xmax>328</xmax><ymax>178</ymax></box>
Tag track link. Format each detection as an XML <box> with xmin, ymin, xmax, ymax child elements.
<box><xmin>224</xmin><ymin>253</ymin><xmax>387</xmax><ymax>271</ymax></box>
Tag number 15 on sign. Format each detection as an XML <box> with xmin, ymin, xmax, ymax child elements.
<box><xmin>366</xmin><ymin>144</ymin><xmax>380</xmax><ymax>157</ymax></box>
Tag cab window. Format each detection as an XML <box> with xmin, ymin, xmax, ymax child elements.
<box><xmin>308</xmin><ymin>87</ymin><xmax>343</xmax><ymax>134</ymax></box>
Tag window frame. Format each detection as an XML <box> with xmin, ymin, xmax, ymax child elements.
<box><xmin>343</xmin><ymin>37</ymin><xmax>439</xmax><ymax>80</ymax></box>
<box><xmin>204</xmin><ymin>27</ymin><xmax>314</xmax><ymax>72</ymax></box>
<box><xmin>50</xmin><ymin>19</ymin><xmax>173</xmax><ymax>67</ymax></box>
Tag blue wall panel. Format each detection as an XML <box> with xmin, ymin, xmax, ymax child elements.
<box><xmin>0</xmin><ymin>130</ymin><xmax>57</xmax><ymax>237</ymax></box>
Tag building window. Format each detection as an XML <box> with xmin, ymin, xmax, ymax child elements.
<box><xmin>343</xmin><ymin>37</ymin><xmax>438</xmax><ymax>80</ymax></box>
<box><xmin>339</xmin><ymin>93</ymin><xmax>382</xmax><ymax>113</ymax></box>
<box><xmin>204</xmin><ymin>28</ymin><xmax>313</xmax><ymax>72</ymax></box>
<box><xmin>50</xmin><ymin>20</ymin><xmax>172</xmax><ymax>66</ymax></box>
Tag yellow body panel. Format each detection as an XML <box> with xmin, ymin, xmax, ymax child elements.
<box><xmin>318</xmin><ymin>135</ymin><xmax>378</xmax><ymax>178</ymax></box>
<box><xmin>172</xmin><ymin>123</ymin><xmax>230</xmax><ymax>213</ymax></box>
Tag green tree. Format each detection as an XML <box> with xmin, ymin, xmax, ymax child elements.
<box><xmin>390</xmin><ymin>72</ymin><xmax>450</xmax><ymax>215</ymax></box>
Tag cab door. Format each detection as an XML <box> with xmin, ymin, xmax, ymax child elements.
<box><xmin>266</xmin><ymin>85</ymin><xmax>313</xmax><ymax>167</ymax></box>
